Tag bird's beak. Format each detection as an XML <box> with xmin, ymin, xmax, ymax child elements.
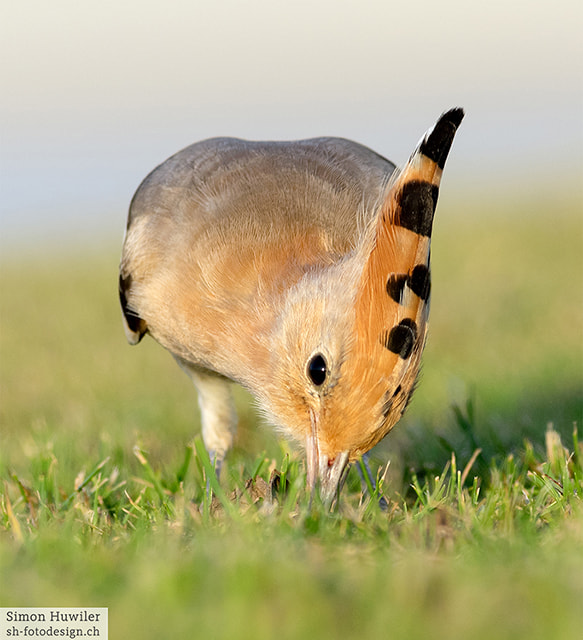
<box><xmin>306</xmin><ymin>428</ymin><xmax>350</xmax><ymax>509</ymax></box>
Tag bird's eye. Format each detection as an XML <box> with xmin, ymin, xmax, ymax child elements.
<box><xmin>307</xmin><ymin>354</ymin><xmax>327</xmax><ymax>386</ymax></box>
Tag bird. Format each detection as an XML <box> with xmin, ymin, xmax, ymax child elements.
<box><xmin>119</xmin><ymin>108</ymin><xmax>464</xmax><ymax>506</ymax></box>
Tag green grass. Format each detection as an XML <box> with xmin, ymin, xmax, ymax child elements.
<box><xmin>1</xmin><ymin>200</ymin><xmax>582</xmax><ymax>639</ymax></box>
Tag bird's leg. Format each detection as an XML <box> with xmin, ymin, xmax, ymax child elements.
<box><xmin>193</xmin><ymin>373</ymin><xmax>237</xmax><ymax>498</ymax></box>
<box><xmin>173</xmin><ymin>358</ymin><xmax>237</xmax><ymax>490</ymax></box>
<box><xmin>357</xmin><ymin>453</ymin><xmax>389</xmax><ymax>510</ymax></box>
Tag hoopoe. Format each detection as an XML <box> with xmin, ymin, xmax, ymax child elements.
<box><xmin>119</xmin><ymin>108</ymin><xmax>464</xmax><ymax>505</ymax></box>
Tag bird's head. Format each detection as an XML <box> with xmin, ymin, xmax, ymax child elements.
<box><xmin>262</xmin><ymin>109</ymin><xmax>464</xmax><ymax>506</ymax></box>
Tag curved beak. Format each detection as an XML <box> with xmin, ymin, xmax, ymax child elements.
<box><xmin>306</xmin><ymin>423</ymin><xmax>350</xmax><ymax>509</ymax></box>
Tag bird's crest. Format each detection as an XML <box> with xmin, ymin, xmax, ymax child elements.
<box><xmin>349</xmin><ymin>108</ymin><xmax>464</xmax><ymax>448</ymax></box>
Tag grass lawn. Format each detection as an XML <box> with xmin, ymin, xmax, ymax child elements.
<box><xmin>1</xmin><ymin>195</ymin><xmax>582</xmax><ymax>639</ymax></box>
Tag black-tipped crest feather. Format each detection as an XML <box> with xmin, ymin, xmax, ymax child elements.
<box><xmin>418</xmin><ymin>107</ymin><xmax>464</xmax><ymax>169</ymax></box>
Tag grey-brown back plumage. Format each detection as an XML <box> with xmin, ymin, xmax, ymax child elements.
<box><xmin>120</xmin><ymin>137</ymin><xmax>396</xmax><ymax>350</ymax></box>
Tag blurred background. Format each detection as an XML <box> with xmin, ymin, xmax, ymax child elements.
<box><xmin>1</xmin><ymin>0</ymin><xmax>581</xmax><ymax>250</ymax></box>
<box><xmin>1</xmin><ymin>0</ymin><xmax>582</xmax><ymax>475</ymax></box>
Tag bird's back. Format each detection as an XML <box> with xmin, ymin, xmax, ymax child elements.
<box><xmin>127</xmin><ymin>136</ymin><xmax>395</xmax><ymax>249</ymax></box>
<box><xmin>120</xmin><ymin>137</ymin><xmax>396</xmax><ymax>379</ymax></box>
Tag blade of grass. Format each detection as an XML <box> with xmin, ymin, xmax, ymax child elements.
<box><xmin>60</xmin><ymin>457</ymin><xmax>110</xmax><ymax>511</ymax></box>
<box><xmin>193</xmin><ymin>438</ymin><xmax>239</xmax><ymax>520</ymax></box>
<box><xmin>3</xmin><ymin>483</ymin><xmax>24</xmax><ymax>545</ymax></box>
